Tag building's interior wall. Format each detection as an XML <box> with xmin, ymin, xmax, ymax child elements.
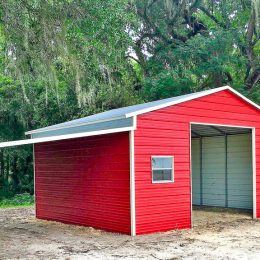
<box><xmin>192</xmin><ymin>133</ymin><xmax>253</xmax><ymax>209</ymax></box>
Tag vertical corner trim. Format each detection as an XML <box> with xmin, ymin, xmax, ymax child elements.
<box><xmin>252</xmin><ymin>128</ymin><xmax>257</xmax><ymax>218</ymax></box>
<box><xmin>189</xmin><ymin>123</ymin><xmax>193</xmax><ymax>227</ymax></box>
<box><xmin>129</xmin><ymin>130</ymin><xmax>136</xmax><ymax>236</ymax></box>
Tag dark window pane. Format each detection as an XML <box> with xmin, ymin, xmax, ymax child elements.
<box><xmin>163</xmin><ymin>169</ymin><xmax>172</xmax><ymax>180</ymax></box>
<box><xmin>153</xmin><ymin>170</ymin><xmax>164</xmax><ymax>181</ymax></box>
<box><xmin>153</xmin><ymin>169</ymin><xmax>172</xmax><ymax>181</ymax></box>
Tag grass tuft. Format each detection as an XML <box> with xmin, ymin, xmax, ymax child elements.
<box><xmin>0</xmin><ymin>193</ymin><xmax>34</xmax><ymax>208</ymax></box>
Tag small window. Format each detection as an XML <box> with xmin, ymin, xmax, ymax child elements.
<box><xmin>151</xmin><ymin>156</ymin><xmax>174</xmax><ymax>183</ymax></box>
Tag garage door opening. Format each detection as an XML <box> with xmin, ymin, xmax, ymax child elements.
<box><xmin>190</xmin><ymin>123</ymin><xmax>256</xmax><ymax>225</ymax></box>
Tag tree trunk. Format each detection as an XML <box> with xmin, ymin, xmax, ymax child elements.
<box><xmin>11</xmin><ymin>155</ymin><xmax>19</xmax><ymax>192</ymax></box>
<box><xmin>0</xmin><ymin>149</ymin><xmax>4</xmax><ymax>190</ymax></box>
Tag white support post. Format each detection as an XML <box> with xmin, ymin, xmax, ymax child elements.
<box><xmin>129</xmin><ymin>129</ymin><xmax>136</xmax><ymax>236</ymax></box>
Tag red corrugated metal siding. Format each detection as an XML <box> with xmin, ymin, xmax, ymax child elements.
<box><xmin>135</xmin><ymin>89</ymin><xmax>260</xmax><ymax>235</ymax></box>
<box><xmin>35</xmin><ymin>132</ymin><xmax>130</xmax><ymax>234</ymax></box>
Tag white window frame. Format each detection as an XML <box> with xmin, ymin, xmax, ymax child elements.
<box><xmin>151</xmin><ymin>156</ymin><xmax>174</xmax><ymax>183</ymax></box>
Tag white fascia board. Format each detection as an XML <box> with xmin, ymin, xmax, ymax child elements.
<box><xmin>124</xmin><ymin>86</ymin><xmax>260</xmax><ymax>118</ymax></box>
<box><xmin>227</xmin><ymin>86</ymin><xmax>260</xmax><ymax>110</ymax></box>
<box><xmin>25</xmin><ymin>115</ymin><xmax>126</xmax><ymax>135</ymax></box>
<box><xmin>0</xmin><ymin>126</ymin><xmax>135</xmax><ymax>148</ymax></box>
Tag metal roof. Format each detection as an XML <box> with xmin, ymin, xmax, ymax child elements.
<box><xmin>25</xmin><ymin>85</ymin><xmax>260</xmax><ymax>136</ymax></box>
<box><xmin>0</xmin><ymin>85</ymin><xmax>258</xmax><ymax>148</ymax></box>
<box><xmin>25</xmin><ymin>90</ymin><xmax>204</xmax><ymax>135</ymax></box>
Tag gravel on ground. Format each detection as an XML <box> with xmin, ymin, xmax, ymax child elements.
<box><xmin>0</xmin><ymin>207</ymin><xmax>259</xmax><ymax>260</ymax></box>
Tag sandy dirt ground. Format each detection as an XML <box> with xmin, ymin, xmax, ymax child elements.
<box><xmin>0</xmin><ymin>207</ymin><xmax>260</xmax><ymax>260</ymax></box>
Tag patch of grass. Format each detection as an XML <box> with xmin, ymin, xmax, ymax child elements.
<box><xmin>0</xmin><ymin>193</ymin><xmax>34</xmax><ymax>208</ymax></box>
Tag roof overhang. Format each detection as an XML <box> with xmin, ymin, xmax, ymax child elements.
<box><xmin>0</xmin><ymin>126</ymin><xmax>135</xmax><ymax>148</ymax></box>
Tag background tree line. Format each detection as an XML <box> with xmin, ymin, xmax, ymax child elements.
<box><xmin>0</xmin><ymin>0</ymin><xmax>259</xmax><ymax>198</ymax></box>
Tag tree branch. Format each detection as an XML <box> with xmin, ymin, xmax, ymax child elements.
<box><xmin>245</xmin><ymin>68</ymin><xmax>260</xmax><ymax>90</ymax></box>
<box><xmin>125</xmin><ymin>55</ymin><xmax>141</xmax><ymax>64</ymax></box>
<box><xmin>198</xmin><ymin>6</ymin><xmax>227</xmax><ymax>29</ymax></box>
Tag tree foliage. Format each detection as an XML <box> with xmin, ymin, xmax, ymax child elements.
<box><xmin>0</xmin><ymin>0</ymin><xmax>139</xmax><ymax>196</ymax></box>
<box><xmin>132</xmin><ymin>0</ymin><xmax>260</xmax><ymax>100</ymax></box>
<box><xmin>0</xmin><ymin>0</ymin><xmax>259</xmax><ymax>197</ymax></box>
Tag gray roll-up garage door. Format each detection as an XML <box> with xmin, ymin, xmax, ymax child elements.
<box><xmin>192</xmin><ymin>133</ymin><xmax>253</xmax><ymax>209</ymax></box>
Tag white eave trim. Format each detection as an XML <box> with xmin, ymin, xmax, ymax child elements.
<box><xmin>25</xmin><ymin>115</ymin><xmax>126</xmax><ymax>135</ymax></box>
<box><xmin>124</xmin><ymin>86</ymin><xmax>260</xmax><ymax>118</ymax></box>
<box><xmin>0</xmin><ymin>126</ymin><xmax>135</xmax><ymax>148</ymax></box>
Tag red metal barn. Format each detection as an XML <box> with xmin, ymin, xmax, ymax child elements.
<box><xmin>1</xmin><ymin>86</ymin><xmax>259</xmax><ymax>236</ymax></box>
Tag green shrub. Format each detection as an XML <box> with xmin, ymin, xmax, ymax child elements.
<box><xmin>0</xmin><ymin>193</ymin><xmax>34</xmax><ymax>208</ymax></box>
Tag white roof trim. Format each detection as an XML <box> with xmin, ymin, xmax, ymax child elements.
<box><xmin>0</xmin><ymin>126</ymin><xmax>134</xmax><ymax>148</ymax></box>
<box><xmin>25</xmin><ymin>115</ymin><xmax>125</xmax><ymax>135</ymax></box>
<box><xmin>124</xmin><ymin>86</ymin><xmax>260</xmax><ymax>118</ymax></box>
